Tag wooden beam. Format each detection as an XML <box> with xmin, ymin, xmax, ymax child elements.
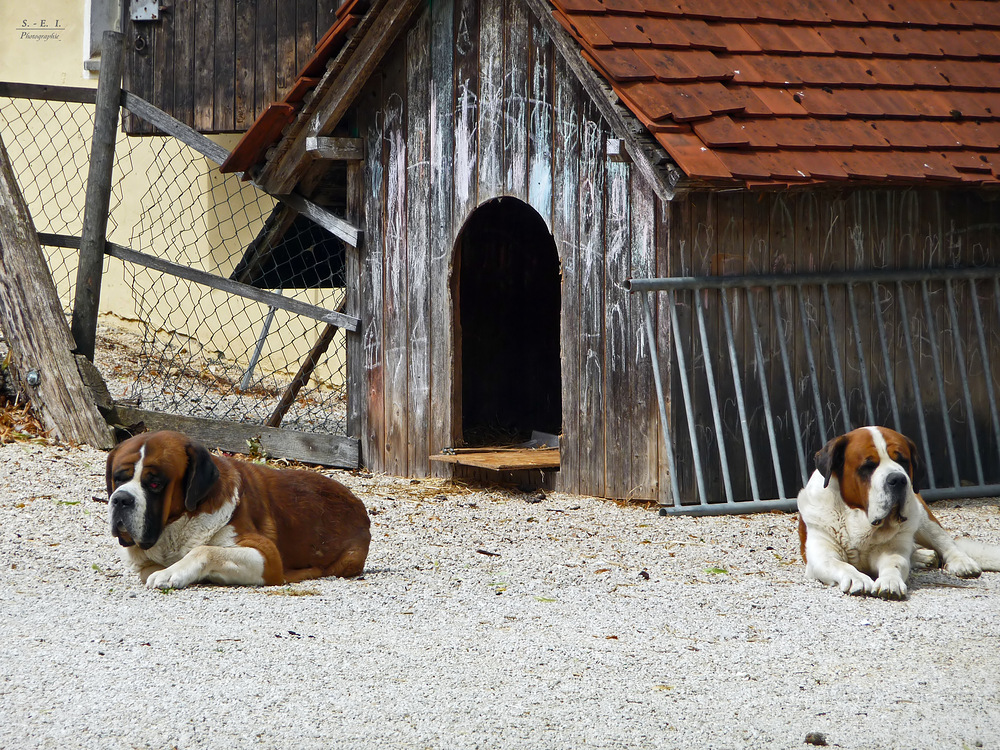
<box><xmin>265</xmin><ymin>299</ymin><xmax>347</xmax><ymax>428</ymax></box>
<box><xmin>520</xmin><ymin>0</ymin><xmax>685</xmax><ymax>203</ymax></box>
<box><xmin>122</xmin><ymin>91</ymin><xmax>363</xmax><ymax>250</ymax></box>
<box><xmin>39</xmin><ymin>233</ymin><xmax>359</xmax><ymax>331</ymax></box>
<box><xmin>0</xmin><ymin>82</ymin><xmax>97</xmax><ymax>104</ymax></box>
<box><xmin>114</xmin><ymin>407</ymin><xmax>360</xmax><ymax>468</ymax></box>
<box><xmin>305</xmin><ymin>136</ymin><xmax>365</xmax><ymax>161</ymax></box>
<box><xmin>429</xmin><ymin>448</ymin><xmax>560</xmax><ymax>471</ymax></box>
<box><xmin>0</xmin><ymin>133</ymin><xmax>116</xmax><ymax>449</ymax></box>
<box><xmin>121</xmin><ymin>91</ymin><xmax>231</xmax><ymax>165</ymax></box>
<box><xmin>344</xmin><ymin>159</ymin><xmax>364</xmax><ymax>455</ymax></box>
<box><xmin>258</xmin><ymin>0</ymin><xmax>425</xmax><ymax>194</ymax></box>
<box><xmin>274</xmin><ymin>191</ymin><xmax>362</xmax><ymax>248</ymax></box>
<box><xmin>72</xmin><ymin>30</ymin><xmax>125</xmax><ymax>362</ymax></box>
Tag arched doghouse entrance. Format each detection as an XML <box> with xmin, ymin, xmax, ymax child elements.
<box><xmin>453</xmin><ymin>198</ymin><xmax>562</xmax><ymax>448</ymax></box>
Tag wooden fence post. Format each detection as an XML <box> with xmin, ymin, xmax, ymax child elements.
<box><xmin>0</xmin><ymin>132</ymin><xmax>116</xmax><ymax>449</ymax></box>
<box><xmin>71</xmin><ymin>29</ymin><xmax>125</xmax><ymax>361</ymax></box>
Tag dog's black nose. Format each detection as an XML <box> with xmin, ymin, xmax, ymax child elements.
<box><xmin>886</xmin><ymin>472</ymin><xmax>908</xmax><ymax>491</ymax></box>
<box><xmin>110</xmin><ymin>491</ymin><xmax>136</xmax><ymax>508</ymax></box>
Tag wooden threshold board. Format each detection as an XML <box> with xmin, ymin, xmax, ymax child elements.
<box><xmin>429</xmin><ymin>448</ymin><xmax>560</xmax><ymax>472</ymax></box>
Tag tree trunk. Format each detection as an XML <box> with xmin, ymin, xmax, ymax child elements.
<box><xmin>0</xmin><ymin>132</ymin><xmax>115</xmax><ymax>449</ymax></box>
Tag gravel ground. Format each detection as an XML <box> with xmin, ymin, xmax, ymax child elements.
<box><xmin>2</xmin><ymin>438</ymin><xmax>1000</xmax><ymax>750</ymax></box>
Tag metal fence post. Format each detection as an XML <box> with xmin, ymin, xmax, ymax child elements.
<box><xmin>71</xmin><ymin>30</ymin><xmax>124</xmax><ymax>361</ymax></box>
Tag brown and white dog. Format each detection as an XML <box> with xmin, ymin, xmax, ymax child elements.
<box><xmin>797</xmin><ymin>426</ymin><xmax>1000</xmax><ymax>599</ymax></box>
<box><xmin>106</xmin><ymin>430</ymin><xmax>371</xmax><ymax>589</ymax></box>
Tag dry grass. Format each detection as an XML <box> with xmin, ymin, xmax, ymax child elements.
<box><xmin>0</xmin><ymin>396</ymin><xmax>53</xmax><ymax>446</ymax></box>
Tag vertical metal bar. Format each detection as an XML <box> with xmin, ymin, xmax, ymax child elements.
<box><xmin>721</xmin><ymin>290</ymin><xmax>761</xmax><ymax>503</ymax></box>
<box><xmin>945</xmin><ymin>279</ymin><xmax>984</xmax><ymax>484</ymax></box>
<box><xmin>795</xmin><ymin>285</ymin><xmax>827</xmax><ymax>440</ymax></box>
<box><xmin>695</xmin><ymin>290</ymin><xmax>734</xmax><ymax>504</ymax></box>
<box><xmin>640</xmin><ymin>291</ymin><xmax>681</xmax><ymax>507</ymax></box>
<box><xmin>771</xmin><ymin>286</ymin><xmax>808</xmax><ymax>487</ymax></box>
<box><xmin>969</xmin><ymin>279</ymin><xmax>1000</xmax><ymax>470</ymax></box>
<box><xmin>920</xmin><ymin>280</ymin><xmax>961</xmax><ymax>487</ymax></box>
<box><xmin>871</xmin><ymin>281</ymin><xmax>902</xmax><ymax>431</ymax></box>
<box><xmin>821</xmin><ymin>284</ymin><xmax>850</xmax><ymax>433</ymax></box>
<box><xmin>241</xmin><ymin>303</ymin><xmax>279</xmax><ymax>391</ymax></box>
<box><xmin>747</xmin><ymin>289</ymin><xmax>787</xmax><ymax>500</ymax></box>
<box><xmin>896</xmin><ymin>282</ymin><xmax>936</xmax><ymax>488</ymax></box>
<box><xmin>847</xmin><ymin>283</ymin><xmax>875</xmax><ymax>425</ymax></box>
<box><xmin>668</xmin><ymin>291</ymin><xmax>709</xmax><ymax>506</ymax></box>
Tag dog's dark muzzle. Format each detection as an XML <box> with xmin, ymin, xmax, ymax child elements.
<box><xmin>109</xmin><ymin>490</ymin><xmax>138</xmax><ymax>547</ymax></box>
<box><xmin>886</xmin><ymin>471</ymin><xmax>909</xmax><ymax>522</ymax></box>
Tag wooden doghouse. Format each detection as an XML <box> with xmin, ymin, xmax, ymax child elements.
<box><xmin>137</xmin><ymin>0</ymin><xmax>1000</xmax><ymax>504</ymax></box>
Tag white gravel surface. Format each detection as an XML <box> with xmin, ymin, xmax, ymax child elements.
<box><xmin>2</xmin><ymin>439</ymin><xmax>1000</xmax><ymax>750</ymax></box>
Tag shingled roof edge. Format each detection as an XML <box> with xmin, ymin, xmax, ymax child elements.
<box><xmin>551</xmin><ymin>0</ymin><xmax>1000</xmax><ymax>189</ymax></box>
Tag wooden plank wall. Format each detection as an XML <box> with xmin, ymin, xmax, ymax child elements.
<box><xmin>351</xmin><ymin>0</ymin><xmax>661</xmax><ymax>500</ymax></box>
<box><xmin>123</xmin><ymin>0</ymin><xmax>340</xmax><ymax>134</ymax></box>
<box><xmin>665</xmin><ymin>189</ymin><xmax>1000</xmax><ymax>503</ymax></box>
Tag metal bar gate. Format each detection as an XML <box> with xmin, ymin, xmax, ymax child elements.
<box><xmin>627</xmin><ymin>266</ymin><xmax>1000</xmax><ymax>516</ymax></box>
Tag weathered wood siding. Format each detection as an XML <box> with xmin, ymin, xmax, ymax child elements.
<box><xmin>350</xmin><ymin>0</ymin><xmax>661</xmax><ymax>499</ymax></box>
<box><xmin>666</xmin><ymin>189</ymin><xmax>1000</xmax><ymax>503</ymax></box>
<box><xmin>123</xmin><ymin>0</ymin><xmax>340</xmax><ymax>134</ymax></box>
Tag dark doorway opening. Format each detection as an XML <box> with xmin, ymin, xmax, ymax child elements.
<box><xmin>454</xmin><ymin>198</ymin><xmax>562</xmax><ymax>447</ymax></box>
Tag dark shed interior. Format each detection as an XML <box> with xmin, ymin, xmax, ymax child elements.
<box><xmin>454</xmin><ymin>198</ymin><xmax>562</xmax><ymax>446</ymax></box>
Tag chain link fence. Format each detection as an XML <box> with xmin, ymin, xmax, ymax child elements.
<box><xmin>1</xmin><ymin>92</ymin><xmax>348</xmax><ymax>436</ymax></box>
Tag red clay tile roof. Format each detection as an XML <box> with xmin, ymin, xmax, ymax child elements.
<box><xmin>551</xmin><ymin>0</ymin><xmax>1000</xmax><ymax>187</ymax></box>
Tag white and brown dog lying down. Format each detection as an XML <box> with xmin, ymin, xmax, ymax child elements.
<box><xmin>797</xmin><ymin>426</ymin><xmax>1000</xmax><ymax>599</ymax></box>
<box><xmin>106</xmin><ymin>430</ymin><xmax>371</xmax><ymax>589</ymax></box>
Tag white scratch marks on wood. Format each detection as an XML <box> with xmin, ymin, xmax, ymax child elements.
<box><xmin>455</xmin><ymin>5</ymin><xmax>473</xmax><ymax>56</ymax></box>
<box><xmin>454</xmin><ymin>80</ymin><xmax>477</xmax><ymax>208</ymax></box>
<box><xmin>363</xmin><ymin>116</ymin><xmax>385</xmax><ymax>375</ymax></box>
<box><xmin>384</xmin><ymin>95</ymin><xmax>407</xmax><ymax>268</ymax></box>
<box><xmin>384</xmin><ymin>93</ymin><xmax>408</xmax><ymax>403</ymax></box>
<box><xmin>505</xmin><ymin>72</ymin><xmax>528</xmax><ymax>196</ymax></box>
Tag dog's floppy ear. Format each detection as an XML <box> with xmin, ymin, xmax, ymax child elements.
<box><xmin>105</xmin><ymin>444</ymin><xmax>120</xmax><ymax>496</ymax></box>
<box><xmin>183</xmin><ymin>439</ymin><xmax>219</xmax><ymax>511</ymax></box>
<box><xmin>815</xmin><ymin>434</ymin><xmax>849</xmax><ymax>489</ymax></box>
<box><xmin>905</xmin><ymin>435</ymin><xmax>924</xmax><ymax>493</ymax></box>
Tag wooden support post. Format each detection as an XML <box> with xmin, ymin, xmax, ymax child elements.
<box><xmin>0</xmin><ymin>132</ymin><xmax>116</xmax><ymax>449</ymax></box>
<box><xmin>71</xmin><ymin>30</ymin><xmax>125</xmax><ymax>361</ymax></box>
<box><xmin>265</xmin><ymin>300</ymin><xmax>347</xmax><ymax>428</ymax></box>
<box><xmin>344</xmin><ymin>161</ymin><xmax>364</xmax><ymax>448</ymax></box>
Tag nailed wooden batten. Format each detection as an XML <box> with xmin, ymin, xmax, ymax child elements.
<box><xmin>305</xmin><ymin>136</ymin><xmax>365</xmax><ymax>161</ymax></box>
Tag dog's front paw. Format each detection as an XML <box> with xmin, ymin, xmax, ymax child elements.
<box><xmin>838</xmin><ymin>570</ymin><xmax>875</xmax><ymax>596</ymax></box>
<box><xmin>873</xmin><ymin>572</ymin><xmax>908</xmax><ymax>600</ymax></box>
<box><xmin>146</xmin><ymin>560</ymin><xmax>199</xmax><ymax>590</ymax></box>
<box><xmin>911</xmin><ymin>548</ymin><xmax>939</xmax><ymax>569</ymax></box>
<box><xmin>945</xmin><ymin>553</ymin><xmax>982</xmax><ymax>579</ymax></box>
